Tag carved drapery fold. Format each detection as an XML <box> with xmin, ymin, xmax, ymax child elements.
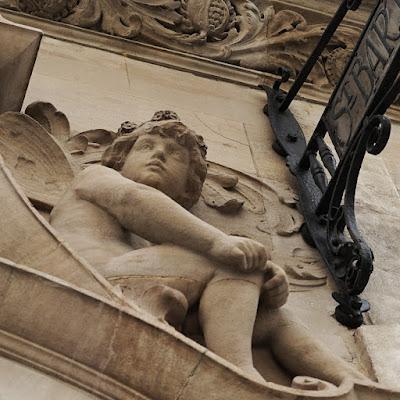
<box><xmin>0</xmin><ymin>0</ymin><xmax>359</xmax><ymax>87</ymax></box>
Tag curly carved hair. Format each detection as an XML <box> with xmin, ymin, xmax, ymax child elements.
<box><xmin>102</xmin><ymin>116</ymin><xmax>208</xmax><ymax>209</ymax></box>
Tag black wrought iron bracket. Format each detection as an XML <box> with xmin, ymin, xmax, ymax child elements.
<box><xmin>261</xmin><ymin>0</ymin><xmax>400</xmax><ymax>328</ymax></box>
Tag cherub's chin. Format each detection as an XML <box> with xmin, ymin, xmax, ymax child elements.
<box><xmin>139</xmin><ymin>173</ymin><xmax>163</xmax><ymax>190</ymax></box>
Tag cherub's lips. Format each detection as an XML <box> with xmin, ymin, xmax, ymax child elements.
<box><xmin>146</xmin><ymin>160</ymin><xmax>166</xmax><ymax>171</ymax></box>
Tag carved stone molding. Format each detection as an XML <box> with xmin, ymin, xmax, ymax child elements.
<box><xmin>0</xmin><ymin>0</ymin><xmax>359</xmax><ymax>87</ymax></box>
<box><xmin>0</xmin><ymin>258</ymin><xmax>397</xmax><ymax>400</ymax></box>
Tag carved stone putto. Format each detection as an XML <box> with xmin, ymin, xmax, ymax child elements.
<box><xmin>0</xmin><ymin>0</ymin><xmax>359</xmax><ymax>87</ymax></box>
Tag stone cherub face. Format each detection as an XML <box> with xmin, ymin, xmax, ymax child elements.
<box><xmin>121</xmin><ymin>130</ymin><xmax>191</xmax><ymax>201</ymax></box>
<box><xmin>101</xmin><ymin>112</ymin><xmax>207</xmax><ymax>209</ymax></box>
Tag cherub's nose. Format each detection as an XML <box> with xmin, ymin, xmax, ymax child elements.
<box><xmin>152</xmin><ymin>147</ymin><xmax>166</xmax><ymax>161</ymax></box>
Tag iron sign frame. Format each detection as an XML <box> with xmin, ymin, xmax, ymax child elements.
<box><xmin>262</xmin><ymin>0</ymin><xmax>400</xmax><ymax>327</ymax></box>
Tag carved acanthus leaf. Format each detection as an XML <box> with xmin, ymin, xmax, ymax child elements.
<box><xmin>24</xmin><ymin>101</ymin><xmax>116</xmax><ymax>169</ymax></box>
<box><xmin>63</xmin><ymin>0</ymin><xmax>143</xmax><ymax>38</ymax></box>
<box><xmin>16</xmin><ymin>0</ymin><xmax>78</xmax><ymax>20</ymax></box>
<box><xmin>25</xmin><ymin>101</ymin><xmax>70</xmax><ymax>142</ymax></box>
<box><xmin>272</xmin><ymin>247</ymin><xmax>327</xmax><ymax>291</ymax></box>
<box><xmin>0</xmin><ymin>0</ymin><xmax>360</xmax><ymax>87</ymax></box>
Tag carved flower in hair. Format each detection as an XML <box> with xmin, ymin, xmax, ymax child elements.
<box><xmin>118</xmin><ymin>121</ymin><xmax>138</xmax><ymax>136</ymax></box>
<box><xmin>17</xmin><ymin>0</ymin><xmax>78</xmax><ymax>20</ymax></box>
<box><xmin>151</xmin><ymin>110</ymin><xmax>180</xmax><ymax>121</ymax></box>
<box><xmin>181</xmin><ymin>0</ymin><xmax>237</xmax><ymax>40</ymax></box>
<box><xmin>195</xmin><ymin>135</ymin><xmax>208</xmax><ymax>159</ymax></box>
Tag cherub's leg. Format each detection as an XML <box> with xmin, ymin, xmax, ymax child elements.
<box><xmin>253</xmin><ymin>307</ymin><xmax>368</xmax><ymax>385</ymax></box>
<box><xmin>105</xmin><ymin>245</ymin><xmax>265</xmax><ymax>381</ymax></box>
<box><xmin>103</xmin><ymin>244</ymin><xmax>215</xmax><ymax>328</ymax></box>
<box><xmin>199</xmin><ymin>269</ymin><xmax>265</xmax><ymax>383</ymax></box>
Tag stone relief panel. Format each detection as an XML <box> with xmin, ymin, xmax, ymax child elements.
<box><xmin>0</xmin><ymin>0</ymin><xmax>358</xmax><ymax>87</ymax></box>
<box><xmin>0</xmin><ymin>101</ymin><xmax>327</xmax><ymax>294</ymax></box>
<box><xmin>1</xmin><ymin>101</ymin><xmax>399</xmax><ymax>397</ymax></box>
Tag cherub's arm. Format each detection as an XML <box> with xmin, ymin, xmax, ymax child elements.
<box><xmin>75</xmin><ymin>165</ymin><xmax>268</xmax><ymax>271</ymax></box>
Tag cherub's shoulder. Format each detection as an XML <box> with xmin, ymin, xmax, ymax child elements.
<box><xmin>70</xmin><ymin>165</ymin><xmax>122</xmax><ymax>192</ymax></box>
<box><xmin>75</xmin><ymin>165</ymin><xmax>120</xmax><ymax>181</ymax></box>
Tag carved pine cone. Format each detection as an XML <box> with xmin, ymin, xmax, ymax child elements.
<box><xmin>208</xmin><ymin>0</ymin><xmax>230</xmax><ymax>33</ymax></box>
<box><xmin>185</xmin><ymin>0</ymin><xmax>234</xmax><ymax>39</ymax></box>
<box><xmin>17</xmin><ymin>0</ymin><xmax>78</xmax><ymax>20</ymax></box>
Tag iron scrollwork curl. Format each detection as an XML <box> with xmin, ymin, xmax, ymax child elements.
<box><xmin>322</xmin><ymin>115</ymin><xmax>391</xmax><ymax>327</ymax></box>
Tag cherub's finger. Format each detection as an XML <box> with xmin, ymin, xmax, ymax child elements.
<box><xmin>263</xmin><ymin>294</ymin><xmax>288</xmax><ymax>309</ymax></box>
<box><xmin>257</xmin><ymin>246</ymin><xmax>268</xmax><ymax>271</ymax></box>
<box><xmin>261</xmin><ymin>265</ymin><xmax>273</xmax><ymax>277</ymax></box>
<box><xmin>262</xmin><ymin>286</ymin><xmax>289</xmax><ymax>307</ymax></box>
<box><xmin>230</xmin><ymin>247</ymin><xmax>247</xmax><ymax>271</ymax></box>
<box><xmin>266</xmin><ymin>259</ymin><xmax>282</xmax><ymax>272</ymax></box>
<box><xmin>247</xmin><ymin>242</ymin><xmax>260</xmax><ymax>271</ymax></box>
<box><xmin>263</xmin><ymin>259</ymin><xmax>280</xmax><ymax>277</ymax></box>
<box><xmin>248</xmin><ymin>246</ymin><xmax>257</xmax><ymax>271</ymax></box>
<box><xmin>240</xmin><ymin>252</ymin><xmax>248</xmax><ymax>272</ymax></box>
<box><xmin>262</xmin><ymin>283</ymin><xmax>289</xmax><ymax>300</ymax></box>
<box><xmin>265</xmin><ymin>285</ymin><xmax>289</xmax><ymax>298</ymax></box>
<box><xmin>263</xmin><ymin>273</ymin><xmax>287</xmax><ymax>290</ymax></box>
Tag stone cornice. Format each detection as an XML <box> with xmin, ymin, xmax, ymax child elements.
<box><xmin>0</xmin><ymin>0</ymin><xmax>359</xmax><ymax>87</ymax></box>
<box><xmin>0</xmin><ymin>7</ymin><xmax>339</xmax><ymax>105</ymax></box>
<box><xmin>1</xmin><ymin>1</ymin><xmax>399</xmax><ymax>121</ymax></box>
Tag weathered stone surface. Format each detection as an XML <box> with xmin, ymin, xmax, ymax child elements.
<box><xmin>380</xmin><ymin>123</ymin><xmax>400</xmax><ymax>195</ymax></box>
<box><xmin>355</xmin><ymin>325</ymin><xmax>400</xmax><ymax>390</ymax></box>
<box><xmin>1</xmin><ymin>12</ymin><xmax>400</xmax><ymax>397</ymax></box>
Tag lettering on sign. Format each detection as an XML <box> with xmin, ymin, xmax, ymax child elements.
<box><xmin>323</xmin><ymin>0</ymin><xmax>400</xmax><ymax>156</ymax></box>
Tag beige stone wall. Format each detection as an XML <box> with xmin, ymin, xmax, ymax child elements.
<box><xmin>21</xmin><ymin>35</ymin><xmax>400</xmax><ymax>387</ymax></box>
<box><xmin>24</xmin><ymin>37</ymin><xmax>265</xmax><ymax>178</ymax></box>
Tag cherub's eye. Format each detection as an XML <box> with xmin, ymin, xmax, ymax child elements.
<box><xmin>137</xmin><ymin>142</ymin><xmax>153</xmax><ymax>150</ymax></box>
<box><xmin>167</xmin><ymin>145</ymin><xmax>185</xmax><ymax>158</ymax></box>
<box><xmin>168</xmin><ymin>148</ymin><xmax>178</xmax><ymax>155</ymax></box>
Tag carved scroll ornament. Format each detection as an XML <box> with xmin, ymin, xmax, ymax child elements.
<box><xmin>0</xmin><ymin>0</ymin><xmax>358</xmax><ymax>87</ymax></box>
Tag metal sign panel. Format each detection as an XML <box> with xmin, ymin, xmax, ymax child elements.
<box><xmin>323</xmin><ymin>0</ymin><xmax>400</xmax><ymax>156</ymax></box>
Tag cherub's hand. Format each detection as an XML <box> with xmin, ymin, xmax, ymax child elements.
<box><xmin>260</xmin><ymin>261</ymin><xmax>289</xmax><ymax>309</ymax></box>
<box><xmin>209</xmin><ymin>234</ymin><xmax>270</xmax><ymax>272</ymax></box>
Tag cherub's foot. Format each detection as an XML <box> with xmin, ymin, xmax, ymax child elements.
<box><xmin>140</xmin><ymin>285</ymin><xmax>189</xmax><ymax>329</ymax></box>
<box><xmin>291</xmin><ymin>376</ymin><xmax>337</xmax><ymax>391</ymax></box>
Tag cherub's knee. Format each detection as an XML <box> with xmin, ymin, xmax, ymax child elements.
<box><xmin>210</xmin><ymin>268</ymin><xmax>264</xmax><ymax>287</ymax></box>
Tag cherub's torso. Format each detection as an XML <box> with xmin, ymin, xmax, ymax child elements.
<box><xmin>49</xmin><ymin>172</ymin><xmax>209</xmax><ymax>304</ymax></box>
<box><xmin>50</xmin><ymin>176</ymin><xmax>146</xmax><ymax>272</ymax></box>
